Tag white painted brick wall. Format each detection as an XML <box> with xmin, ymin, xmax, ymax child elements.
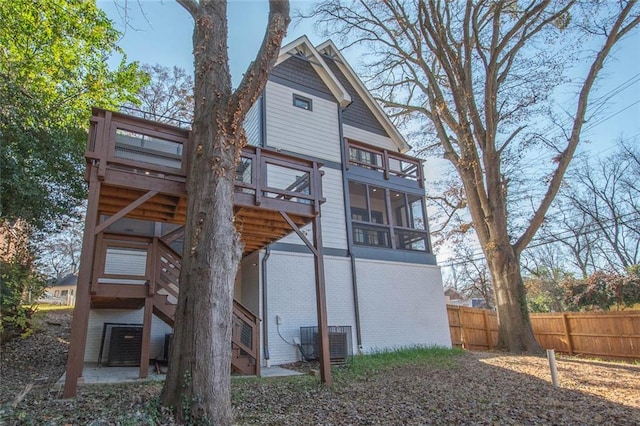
<box><xmin>264</xmin><ymin>252</ymin><xmax>355</xmax><ymax>365</ymax></box>
<box><xmin>356</xmin><ymin>258</ymin><xmax>451</xmax><ymax>352</ymax></box>
<box><xmin>85</xmin><ymin>309</ymin><xmax>173</xmax><ymax>363</ymax></box>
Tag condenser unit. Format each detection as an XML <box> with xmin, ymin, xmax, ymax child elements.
<box><xmin>107</xmin><ymin>326</ymin><xmax>143</xmax><ymax>367</ymax></box>
<box><xmin>299</xmin><ymin>326</ymin><xmax>352</xmax><ymax>365</ymax></box>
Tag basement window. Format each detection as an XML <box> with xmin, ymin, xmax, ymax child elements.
<box><xmin>293</xmin><ymin>94</ymin><xmax>312</xmax><ymax>111</ymax></box>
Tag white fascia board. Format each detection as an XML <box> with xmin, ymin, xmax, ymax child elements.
<box><xmin>316</xmin><ymin>40</ymin><xmax>412</xmax><ymax>153</ymax></box>
<box><xmin>276</xmin><ymin>35</ymin><xmax>351</xmax><ymax>108</ymax></box>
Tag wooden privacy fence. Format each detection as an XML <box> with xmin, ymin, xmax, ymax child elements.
<box><xmin>446</xmin><ymin>305</ymin><xmax>640</xmax><ymax>360</ymax></box>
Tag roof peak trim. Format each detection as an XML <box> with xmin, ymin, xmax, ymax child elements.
<box><xmin>276</xmin><ymin>36</ymin><xmax>351</xmax><ymax>107</ymax></box>
<box><xmin>315</xmin><ymin>40</ymin><xmax>411</xmax><ymax>153</ymax></box>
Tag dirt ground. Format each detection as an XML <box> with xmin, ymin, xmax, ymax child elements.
<box><xmin>1</xmin><ymin>310</ymin><xmax>638</xmax><ymax>425</ymax></box>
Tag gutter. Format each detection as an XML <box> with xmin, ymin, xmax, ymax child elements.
<box><xmin>338</xmin><ymin>106</ymin><xmax>363</xmax><ymax>352</ymax></box>
<box><xmin>261</xmin><ymin>246</ymin><xmax>271</xmax><ymax>366</ymax></box>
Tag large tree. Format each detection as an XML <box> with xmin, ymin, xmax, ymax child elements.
<box><xmin>121</xmin><ymin>63</ymin><xmax>195</xmax><ymax>125</ymax></box>
<box><xmin>0</xmin><ymin>0</ymin><xmax>146</xmax><ymax>230</ymax></box>
<box><xmin>160</xmin><ymin>1</ymin><xmax>289</xmax><ymax>423</ymax></box>
<box><xmin>308</xmin><ymin>0</ymin><xmax>640</xmax><ymax>352</ymax></box>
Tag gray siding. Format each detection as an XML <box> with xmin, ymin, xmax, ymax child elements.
<box><xmin>270</xmin><ymin>56</ymin><xmax>335</xmax><ymax>101</ymax></box>
<box><xmin>324</xmin><ymin>57</ymin><xmax>389</xmax><ymax>137</ymax></box>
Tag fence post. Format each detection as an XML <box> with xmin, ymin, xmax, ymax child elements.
<box><xmin>483</xmin><ymin>309</ymin><xmax>492</xmax><ymax>350</ymax></box>
<box><xmin>561</xmin><ymin>312</ymin><xmax>574</xmax><ymax>356</ymax></box>
<box><xmin>458</xmin><ymin>307</ymin><xmax>465</xmax><ymax>349</ymax></box>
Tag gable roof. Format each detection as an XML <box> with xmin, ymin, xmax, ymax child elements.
<box><xmin>52</xmin><ymin>274</ymin><xmax>78</xmax><ymax>287</ymax></box>
<box><xmin>276</xmin><ymin>36</ymin><xmax>351</xmax><ymax>108</ymax></box>
<box><xmin>316</xmin><ymin>40</ymin><xmax>411</xmax><ymax>153</ymax></box>
<box><xmin>275</xmin><ymin>37</ymin><xmax>411</xmax><ymax>153</ymax></box>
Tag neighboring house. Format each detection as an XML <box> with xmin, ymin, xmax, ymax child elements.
<box><xmin>444</xmin><ymin>287</ymin><xmax>489</xmax><ymax>309</ymax></box>
<box><xmin>64</xmin><ymin>36</ymin><xmax>451</xmax><ymax>396</ymax></box>
<box><xmin>42</xmin><ymin>274</ymin><xmax>77</xmax><ymax>306</ymax></box>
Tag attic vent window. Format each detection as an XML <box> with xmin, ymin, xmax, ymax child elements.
<box><xmin>293</xmin><ymin>94</ymin><xmax>312</xmax><ymax>111</ymax></box>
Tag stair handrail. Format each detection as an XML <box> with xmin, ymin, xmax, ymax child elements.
<box><xmin>154</xmin><ymin>238</ymin><xmax>181</xmax><ymax>300</ymax></box>
<box><xmin>152</xmin><ymin>237</ymin><xmax>260</xmax><ymax>375</ymax></box>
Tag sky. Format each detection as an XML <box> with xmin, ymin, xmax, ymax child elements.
<box><xmin>98</xmin><ymin>0</ymin><xmax>640</xmax><ymax>263</ymax></box>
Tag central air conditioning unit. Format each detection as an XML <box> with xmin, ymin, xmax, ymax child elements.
<box><xmin>299</xmin><ymin>326</ymin><xmax>352</xmax><ymax>365</ymax></box>
<box><xmin>107</xmin><ymin>326</ymin><xmax>143</xmax><ymax>367</ymax></box>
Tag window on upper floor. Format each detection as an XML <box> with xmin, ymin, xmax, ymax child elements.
<box><xmin>345</xmin><ymin>139</ymin><xmax>423</xmax><ymax>183</ymax></box>
<box><xmin>293</xmin><ymin>94</ymin><xmax>312</xmax><ymax>111</ymax></box>
<box><xmin>349</xmin><ymin>144</ymin><xmax>382</xmax><ymax>170</ymax></box>
<box><xmin>349</xmin><ymin>181</ymin><xmax>429</xmax><ymax>252</ymax></box>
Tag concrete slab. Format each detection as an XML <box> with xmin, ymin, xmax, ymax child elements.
<box><xmin>56</xmin><ymin>363</ymin><xmax>302</xmax><ymax>387</ymax></box>
<box><xmin>258</xmin><ymin>366</ymin><xmax>303</xmax><ymax>378</ymax></box>
<box><xmin>55</xmin><ymin>363</ymin><xmax>165</xmax><ymax>388</ymax></box>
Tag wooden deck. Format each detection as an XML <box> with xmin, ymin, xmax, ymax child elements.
<box><xmin>63</xmin><ymin>108</ymin><xmax>334</xmax><ymax>397</ymax></box>
<box><xmin>88</xmin><ymin>108</ymin><xmax>324</xmax><ymax>255</ymax></box>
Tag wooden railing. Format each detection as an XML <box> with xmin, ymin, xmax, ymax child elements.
<box><xmin>150</xmin><ymin>239</ymin><xmax>260</xmax><ymax>374</ymax></box>
<box><xmin>89</xmin><ymin>232</ymin><xmax>261</xmax><ymax>374</ymax></box>
<box><xmin>446</xmin><ymin>305</ymin><xmax>640</xmax><ymax>361</ymax></box>
<box><xmin>153</xmin><ymin>239</ymin><xmax>181</xmax><ymax>302</ymax></box>
<box><xmin>88</xmin><ymin>108</ymin><xmax>324</xmax><ymax>216</ymax></box>
<box><xmin>345</xmin><ymin>139</ymin><xmax>424</xmax><ymax>187</ymax></box>
<box><xmin>232</xmin><ymin>300</ymin><xmax>261</xmax><ymax>376</ymax></box>
<box><xmin>236</xmin><ymin>146</ymin><xmax>324</xmax><ymax>215</ymax></box>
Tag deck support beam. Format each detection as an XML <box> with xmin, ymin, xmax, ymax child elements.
<box><xmin>279</xmin><ymin>212</ymin><xmax>318</xmax><ymax>256</ymax></box>
<box><xmin>312</xmin><ymin>214</ymin><xmax>332</xmax><ymax>386</ymax></box>
<box><xmin>94</xmin><ymin>190</ymin><xmax>158</xmax><ymax>235</ymax></box>
<box><xmin>140</xmin><ymin>296</ymin><xmax>154</xmax><ymax>379</ymax></box>
<box><xmin>64</xmin><ymin>168</ymin><xmax>102</xmax><ymax>398</ymax></box>
<box><xmin>278</xmin><ymin>210</ymin><xmax>331</xmax><ymax>385</ymax></box>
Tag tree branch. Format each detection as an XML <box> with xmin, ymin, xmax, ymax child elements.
<box><xmin>230</xmin><ymin>0</ymin><xmax>290</xmax><ymax>125</ymax></box>
<box><xmin>176</xmin><ymin>0</ymin><xmax>200</xmax><ymax>17</ymax></box>
<box><xmin>516</xmin><ymin>0</ymin><xmax>640</xmax><ymax>254</ymax></box>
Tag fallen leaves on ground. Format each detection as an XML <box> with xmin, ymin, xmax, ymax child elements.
<box><xmin>1</xmin><ymin>311</ymin><xmax>638</xmax><ymax>425</ymax></box>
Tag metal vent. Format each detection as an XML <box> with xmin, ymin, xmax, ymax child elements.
<box><xmin>107</xmin><ymin>326</ymin><xmax>143</xmax><ymax>367</ymax></box>
<box><xmin>300</xmin><ymin>326</ymin><xmax>352</xmax><ymax>365</ymax></box>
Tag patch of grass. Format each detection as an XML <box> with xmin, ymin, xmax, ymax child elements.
<box><xmin>32</xmin><ymin>304</ymin><xmax>74</xmax><ymax>312</ymax></box>
<box><xmin>337</xmin><ymin>346</ymin><xmax>464</xmax><ymax>379</ymax></box>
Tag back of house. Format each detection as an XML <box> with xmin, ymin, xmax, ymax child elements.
<box><xmin>65</xmin><ymin>36</ymin><xmax>451</xmax><ymax>391</ymax></box>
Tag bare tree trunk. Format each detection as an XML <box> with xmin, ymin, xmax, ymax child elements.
<box><xmin>306</xmin><ymin>0</ymin><xmax>639</xmax><ymax>354</ymax></box>
<box><xmin>160</xmin><ymin>131</ymin><xmax>242</xmax><ymax>424</ymax></box>
<box><xmin>161</xmin><ymin>1</ymin><xmax>289</xmax><ymax>423</ymax></box>
<box><xmin>488</xmin><ymin>248</ymin><xmax>540</xmax><ymax>352</ymax></box>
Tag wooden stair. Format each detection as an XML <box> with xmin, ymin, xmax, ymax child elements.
<box><xmin>151</xmin><ymin>238</ymin><xmax>260</xmax><ymax>376</ymax></box>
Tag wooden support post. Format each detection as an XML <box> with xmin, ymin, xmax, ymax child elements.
<box><xmin>139</xmin><ymin>296</ymin><xmax>154</xmax><ymax>379</ymax></box>
<box><xmin>547</xmin><ymin>349</ymin><xmax>559</xmax><ymax>388</ymax></box>
<box><xmin>63</xmin><ymin>168</ymin><xmax>101</xmax><ymax>398</ymax></box>
<box><xmin>90</xmin><ymin>232</ymin><xmax>104</xmax><ymax>295</ymax></box>
<box><xmin>312</xmin><ymin>215</ymin><xmax>332</xmax><ymax>386</ymax></box>
<box><xmin>148</xmin><ymin>238</ymin><xmax>158</xmax><ymax>296</ymax></box>
<box><xmin>483</xmin><ymin>310</ymin><xmax>492</xmax><ymax>350</ymax></box>
<box><xmin>97</xmin><ymin>111</ymin><xmax>112</xmax><ymax>179</ymax></box>
<box><xmin>254</xmin><ymin>148</ymin><xmax>262</xmax><ymax>206</ymax></box>
<box><xmin>382</xmin><ymin>149</ymin><xmax>390</xmax><ymax>180</ymax></box>
<box><xmin>562</xmin><ymin>312</ymin><xmax>574</xmax><ymax>356</ymax></box>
